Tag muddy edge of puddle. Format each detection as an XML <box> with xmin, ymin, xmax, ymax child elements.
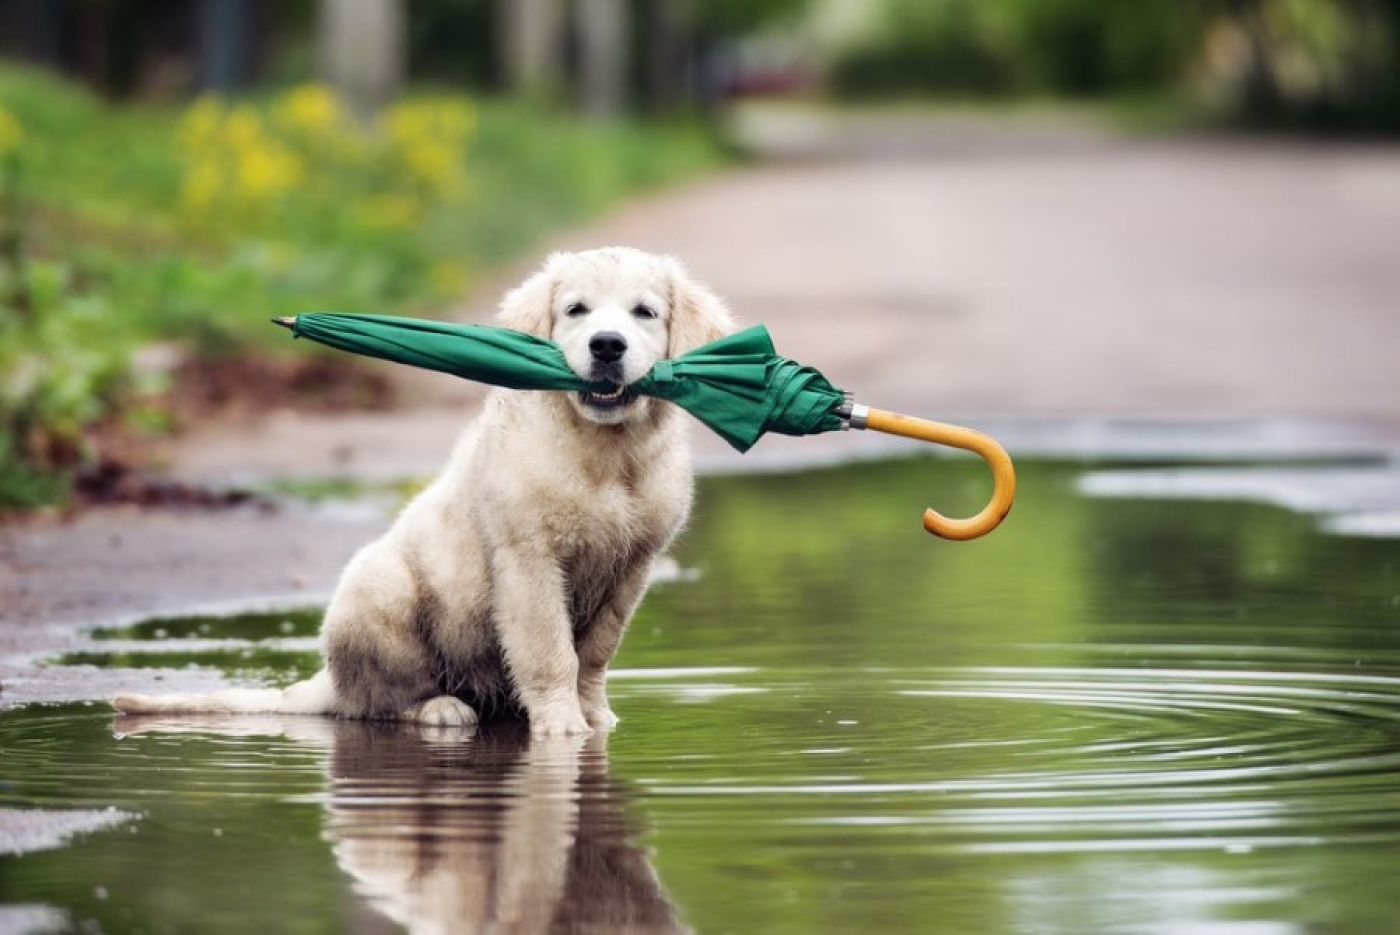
<box><xmin>0</xmin><ymin>503</ymin><xmax>381</xmax><ymax>707</ymax></box>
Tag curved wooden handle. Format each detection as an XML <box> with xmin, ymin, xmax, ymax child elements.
<box><xmin>864</xmin><ymin>408</ymin><xmax>1016</xmax><ymax>540</ymax></box>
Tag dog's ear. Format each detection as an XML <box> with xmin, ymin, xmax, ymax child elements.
<box><xmin>668</xmin><ymin>260</ymin><xmax>735</xmax><ymax>358</ymax></box>
<box><xmin>496</xmin><ymin>259</ymin><xmax>558</xmax><ymax>338</ymax></box>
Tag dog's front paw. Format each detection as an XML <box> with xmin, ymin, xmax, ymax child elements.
<box><xmin>582</xmin><ymin>703</ymin><xmax>619</xmax><ymax>732</ymax></box>
<box><xmin>529</xmin><ymin>704</ymin><xmax>593</xmax><ymax>737</ymax></box>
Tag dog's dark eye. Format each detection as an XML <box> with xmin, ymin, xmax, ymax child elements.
<box><xmin>632</xmin><ymin>303</ymin><xmax>657</xmax><ymax>320</ymax></box>
<box><xmin>565</xmin><ymin>302</ymin><xmax>590</xmax><ymax>318</ymax></box>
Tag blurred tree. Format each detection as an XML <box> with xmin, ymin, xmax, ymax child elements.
<box><xmin>406</xmin><ymin>0</ymin><xmax>496</xmax><ymax>89</ymax></box>
<box><xmin>0</xmin><ymin>0</ymin><xmax>64</xmax><ymax>68</ymax></box>
<box><xmin>317</xmin><ymin>0</ymin><xmax>404</xmax><ymax>115</ymax></box>
<box><xmin>200</xmin><ymin>0</ymin><xmax>254</xmax><ymax>94</ymax></box>
<box><xmin>578</xmin><ymin>0</ymin><xmax>629</xmax><ymax>117</ymax></box>
<box><xmin>497</xmin><ymin>0</ymin><xmax>564</xmax><ymax>102</ymax></box>
<box><xmin>0</xmin><ymin>0</ymin><xmax>283</xmax><ymax>98</ymax></box>
<box><xmin>638</xmin><ymin>0</ymin><xmax>690</xmax><ymax>114</ymax></box>
<box><xmin>489</xmin><ymin>0</ymin><xmax>814</xmax><ymax>117</ymax></box>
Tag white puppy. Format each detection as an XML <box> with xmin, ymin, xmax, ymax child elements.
<box><xmin>116</xmin><ymin>247</ymin><xmax>734</xmax><ymax>736</ymax></box>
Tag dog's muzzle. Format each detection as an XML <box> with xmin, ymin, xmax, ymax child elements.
<box><xmin>582</xmin><ymin>331</ymin><xmax>633</xmax><ymax>411</ymax></box>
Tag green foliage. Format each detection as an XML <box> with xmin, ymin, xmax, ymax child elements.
<box><xmin>827</xmin><ymin>0</ymin><xmax>1400</xmax><ymax>131</ymax></box>
<box><xmin>831</xmin><ymin>0</ymin><xmax>1206</xmax><ymax>100</ymax></box>
<box><xmin>1005</xmin><ymin>0</ymin><xmax>1206</xmax><ymax>95</ymax></box>
<box><xmin>0</xmin><ymin>63</ymin><xmax>726</xmax><ymax>509</ymax></box>
<box><xmin>830</xmin><ymin>2</ymin><xmax>1018</xmax><ymax>97</ymax></box>
<box><xmin>692</xmin><ymin>0</ymin><xmax>815</xmax><ymax>34</ymax></box>
<box><xmin>1202</xmin><ymin>0</ymin><xmax>1400</xmax><ymax>132</ymax></box>
<box><xmin>0</xmin><ymin>251</ymin><xmax>137</xmax><ymax>509</ymax></box>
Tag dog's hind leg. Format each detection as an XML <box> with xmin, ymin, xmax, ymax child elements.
<box><xmin>316</xmin><ymin>540</ymin><xmax>452</xmax><ymax>721</ymax></box>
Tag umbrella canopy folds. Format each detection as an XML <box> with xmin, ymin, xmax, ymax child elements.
<box><xmin>275</xmin><ymin>312</ymin><xmax>1013</xmax><ymax>539</ymax></box>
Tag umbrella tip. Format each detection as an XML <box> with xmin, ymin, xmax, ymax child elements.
<box><xmin>271</xmin><ymin>316</ymin><xmax>296</xmax><ymax>331</ymax></box>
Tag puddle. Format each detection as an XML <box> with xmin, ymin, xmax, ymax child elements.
<box><xmin>1080</xmin><ymin>463</ymin><xmax>1400</xmax><ymax>538</ymax></box>
<box><xmin>4</xmin><ymin>458</ymin><xmax>1400</xmax><ymax>933</ymax></box>
<box><xmin>54</xmin><ymin>610</ymin><xmax>324</xmax><ymax>689</ymax></box>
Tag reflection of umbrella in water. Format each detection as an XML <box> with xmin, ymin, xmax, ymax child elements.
<box><xmin>274</xmin><ymin>313</ymin><xmax>1015</xmax><ymax>540</ymax></box>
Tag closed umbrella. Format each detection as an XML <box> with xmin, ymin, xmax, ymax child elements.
<box><xmin>275</xmin><ymin>313</ymin><xmax>1014</xmax><ymax>540</ymax></box>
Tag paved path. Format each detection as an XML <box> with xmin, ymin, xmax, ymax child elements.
<box><xmin>556</xmin><ymin>117</ymin><xmax>1400</xmax><ymax>433</ymax></box>
<box><xmin>5</xmin><ymin>114</ymin><xmax>1400</xmax><ymax>706</ymax></box>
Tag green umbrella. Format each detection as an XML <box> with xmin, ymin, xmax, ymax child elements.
<box><xmin>274</xmin><ymin>312</ymin><xmax>1014</xmax><ymax>540</ymax></box>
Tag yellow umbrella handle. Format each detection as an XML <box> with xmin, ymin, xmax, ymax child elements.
<box><xmin>849</xmin><ymin>405</ymin><xmax>1016</xmax><ymax>540</ymax></box>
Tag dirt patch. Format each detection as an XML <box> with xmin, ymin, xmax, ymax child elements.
<box><xmin>72</xmin><ymin>457</ymin><xmax>265</xmax><ymax>510</ymax></box>
<box><xmin>58</xmin><ymin>352</ymin><xmax>400</xmax><ymax>509</ymax></box>
<box><xmin>165</xmin><ymin>353</ymin><xmax>396</xmax><ymax>421</ymax></box>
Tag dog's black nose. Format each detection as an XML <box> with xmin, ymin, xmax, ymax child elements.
<box><xmin>589</xmin><ymin>331</ymin><xmax>628</xmax><ymax>363</ymax></box>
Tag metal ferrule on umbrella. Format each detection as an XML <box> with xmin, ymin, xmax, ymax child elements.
<box><xmin>274</xmin><ymin>313</ymin><xmax>1017</xmax><ymax>542</ymax></box>
<box><xmin>836</xmin><ymin>395</ymin><xmax>1016</xmax><ymax>541</ymax></box>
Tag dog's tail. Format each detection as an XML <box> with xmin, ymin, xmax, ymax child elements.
<box><xmin>114</xmin><ymin>669</ymin><xmax>337</xmax><ymax>717</ymax></box>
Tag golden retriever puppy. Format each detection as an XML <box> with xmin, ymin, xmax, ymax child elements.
<box><xmin>116</xmin><ymin>247</ymin><xmax>734</xmax><ymax>736</ymax></box>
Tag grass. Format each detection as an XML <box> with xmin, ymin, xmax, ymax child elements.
<box><xmin>0</xmin><ymin>64</ymin><xmax>728</xmax><ymax>509</ymax></box>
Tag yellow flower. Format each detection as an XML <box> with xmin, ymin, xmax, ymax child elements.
<box><xmin>0</xmin><ymin>105</ymin><xmax>25</xmax><ymax>156</ymax></box>
<box><xmin>224</xmin><ymin>105</ymin><xmax>264</xmax><ymax>153</ymax></box>
<box><xmin>382</xmin><ymin>96</ymin><xmax>475</xmax><ymax>197</ymax></box>
<box><xmin>403</xmin><ymin>142</ymin><xmax>457</xmax><ymax>187</ymax></box>
<box><xmin>236</xmin><ymin>143</ymin><xmax>303</xmax><ymax>201</ymax></box>
<box><xmin>272</xmin><ymin>84</ymin><xmax>346</xmax><ymax>137</ymax></box>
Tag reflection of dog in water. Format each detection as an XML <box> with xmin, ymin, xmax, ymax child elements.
<box><xmin>116</xmin><ymin>716</ymin><xmax>684</xmax><ymax>934</ymax></box>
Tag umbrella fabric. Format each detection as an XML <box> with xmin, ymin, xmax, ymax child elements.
<box><xmin>286</xmin><ymin>312</ymin><xmax>847</xmax><ymax>453</ymax></box>
<box><xmin>631</xmin><ymin>327</ymin><xmax>846</xmax><ymax>451</ymax></box>
<box><xmin>288</xmin><ymin>312</ymin><xmax>586</xmax><ymax>392</ymax></box>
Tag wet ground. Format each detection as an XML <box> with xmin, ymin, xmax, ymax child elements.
<box><xmin>3</xmin><ymin>455</ymin><xmax>1400</xmax><ymax>933</ymax></box>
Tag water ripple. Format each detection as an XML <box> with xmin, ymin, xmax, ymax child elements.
<box><xmin>621</xmin><ymin>664</ymin><xmax>1400</xmax><ymax>855</ymax></box>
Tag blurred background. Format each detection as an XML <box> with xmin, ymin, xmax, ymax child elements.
<box><xmin>1</xmin><ymin>0</ymin><xmax>1398</xmax><ymax>508</ymax></box>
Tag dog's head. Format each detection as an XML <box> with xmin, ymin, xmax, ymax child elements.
<box><xmin>496</xmin><ymin>247</ymin><xmax>735</xmax><ymax>426</ymax></box>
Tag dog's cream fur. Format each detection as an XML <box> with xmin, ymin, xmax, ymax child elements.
<box><xmin>115</xmin><ymin>247</ymin><xmax>733</xmax><ymax>736</ymax></box>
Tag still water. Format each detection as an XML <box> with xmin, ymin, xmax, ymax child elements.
<box><xmin>3</xmin><ymin>457</ymin><xmax>1400</xmax><ymax>933</ymax></box>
